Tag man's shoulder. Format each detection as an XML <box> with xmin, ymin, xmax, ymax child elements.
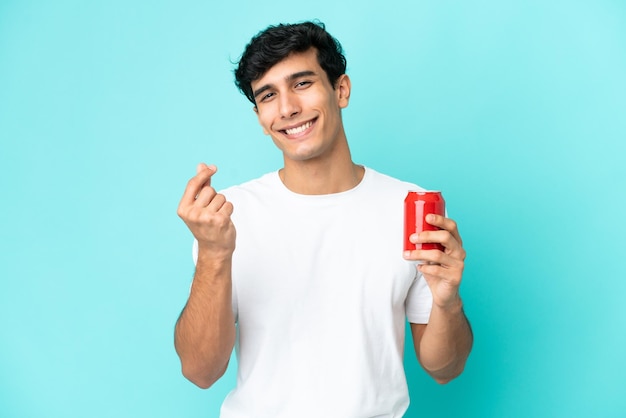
<box><xmin>363</xmin><ymin>167</ymin><xmax>425</xmax><ymax>193</ymax></box>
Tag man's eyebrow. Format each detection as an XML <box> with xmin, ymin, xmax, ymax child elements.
<box><xmin>253</xmin><ymin>70</ymin><xmax>318</xmax><ymax>99</ymax></box>
<box><xmin>253</xmin><ymin>85</ymin><xmax>271</xmax><ymax>100</ymax></box>
<box><xmin>288</xmin><ymin>70</ymin><xmax>317</xmax><ymax>81</ymax></box>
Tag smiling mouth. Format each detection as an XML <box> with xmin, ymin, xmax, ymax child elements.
<box><xmin>281</xmin><ymin>119</ymin><xmax>316</xmax><ymax>136</ymax></box>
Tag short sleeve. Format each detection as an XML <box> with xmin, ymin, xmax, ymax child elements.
<box><xmin>405</xmin><ymin>270</ymin><xmax>433</xmax><ymax>324</ymax></box>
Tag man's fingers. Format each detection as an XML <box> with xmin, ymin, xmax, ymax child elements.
<box><xmin>180</xmin><ymin>164</ymin><xmax>217</xmax><ymax>206</ymax></box>
<box><xmin>404</xmin><ymin>248</ymin><xmax>465</xmax><ymax>269</ymax></box>
<box><xmin>411</xmin><ymin>229</ymin><xmax>463</xmax><ymax>257</ymax></box>
<box><xmin>406</xmin><ymin>216</ymin><xmax>466</xmax><ymax>263</ymax></box>
<box><xmin>195</xmin><ymin>163</ymin><xmax>217</xmax><ymax>188</ymax></box>
<box><xmin>197</xmin><ymin>163</ymin><xmax>217</xmax><ymax>175</ymax></box>
<box><xmin>205</xmin><ymin>195</ymin><xmax>234</xmax><ymax>217</ymax></box>
<box><xmin>196</xmin><ymin>163</ymin><xmax>207</xmax><ymax>174</ymax></box>
<box><xmin>426</xmin><ymin>214</ymin><xmax>463</xmax><ymax>246</ymax></box>
<box><xmin>194</xmin><ymin>185</ymin><xmax>218</xmax><ymax>207</ymax></box>
<box><xmin>206</xmin><ymin>193</ymin><xmax>227</xmax><ymax>212</ymax></box>
<box><xmin>219</xmin><ymin>201</ymin><xmax>234</xmax><ymax>217</ymax></box>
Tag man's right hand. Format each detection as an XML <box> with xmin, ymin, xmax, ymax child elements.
<box><xmin>175</xmin><ymin>163</ymin><xmax>236</xmax><ymax>388</ymax></box>
<box><xmin>177</xmin><ymin>163</ymin><xmax>236</xmax><ymax>258</ymax></box>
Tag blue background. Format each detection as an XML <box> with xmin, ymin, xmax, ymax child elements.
<box><xmin>1</xmin><ymin>1</ymin><xmax>625</xmax><ymax>417</ymax></box>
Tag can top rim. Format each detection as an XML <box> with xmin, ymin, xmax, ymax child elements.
<box><xmin>408</xmin><ymin>190</ymin><xmax>441</xmax><ymax>193</ymax></box>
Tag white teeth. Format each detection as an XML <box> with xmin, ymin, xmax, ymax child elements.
<box><xmin>285</xmin><ymin>121</ymin><xmax>312</xmax><ymax>135</ymax></box>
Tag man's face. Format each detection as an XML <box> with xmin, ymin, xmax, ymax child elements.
<box><xmin>251</xmin><ymin>49</ymin><xmax>351</xmax><ymax>164</ymax></box>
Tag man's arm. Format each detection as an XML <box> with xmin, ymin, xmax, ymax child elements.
<box><xmin>404</xmin><ymin>214</ymin><xmax>473</xmax><ymax>384</ymax></box>
<box><xmin>174</xmin><ymin>163</ymin><xmax>237</xmax><ymax>389</ymax></box>
<box><xmin>410</xmin><ymin>306</ymin><xmax>472</xmax><ymax>384</ymax></box>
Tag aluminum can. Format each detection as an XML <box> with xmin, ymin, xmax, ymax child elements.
<box><xmin>404</xmin><ymin>191</ymin><xmax>445</xmax><ymax>252</ymax></box>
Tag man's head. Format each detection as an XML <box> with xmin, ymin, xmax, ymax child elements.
<box><xmin>234</xmin><ymin>21</ymin><xmax>347</xmax><ymax>105</ymax></box>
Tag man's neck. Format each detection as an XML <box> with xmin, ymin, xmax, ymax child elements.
<box><xmin>279</xmin><ymin>159</ymin><xmax>365</xmax><ymax>195</ymax></box>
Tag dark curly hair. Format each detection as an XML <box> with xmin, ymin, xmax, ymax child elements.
<box><xmin>234</xmin><ymin>21</ymin><xmax>347</xmax><ymax>104</ymax></box>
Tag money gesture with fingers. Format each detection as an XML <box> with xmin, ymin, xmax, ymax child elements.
<box><xmin>177</xmin><ymin>163</ymin><xmax>236</xmax><ymax>259</ymax></box>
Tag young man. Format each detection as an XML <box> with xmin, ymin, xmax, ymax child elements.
<box><xmin>175</xmin><ymin>21</ymin><xmax>472</xmax><ymax>417</ymax></box>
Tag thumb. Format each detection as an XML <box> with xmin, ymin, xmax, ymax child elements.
<box><xmin>196</xmin><ymin>163</ymin><xmax>217</xmax><ymax>175</ymax></box>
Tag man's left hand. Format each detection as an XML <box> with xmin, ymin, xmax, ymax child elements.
<box><xmin>403</xmin><ymin>214</ymin><xmax>466</xmax><ymax>310</ymax></box>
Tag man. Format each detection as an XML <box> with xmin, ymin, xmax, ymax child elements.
<box><xmin>175</xmin><ymin>21</ymin><xmax>472</xmax><ymax>417</ymax></box>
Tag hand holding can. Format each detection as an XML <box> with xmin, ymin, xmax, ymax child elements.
<box><xmin>404</xmin><ymin>191</ymin><xmax>446</xmax><ymax>252</ymax></box>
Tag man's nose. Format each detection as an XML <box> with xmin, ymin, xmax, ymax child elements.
<box><xmin>279</xmin><ymin>93</ymin><xmax>300</xmax><ymax>118</ymax></box>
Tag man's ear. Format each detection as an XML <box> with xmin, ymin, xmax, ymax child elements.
<box><xmin>336</xmin><ymin>74</ymin><xmax>351</xmax><ymax>109</ymax></box>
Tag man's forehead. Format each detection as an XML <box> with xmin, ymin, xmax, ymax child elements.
<box><xmin>251</xmin><ymin>50</ymin><xmax>320</xmax><ymax>87</ymax></box>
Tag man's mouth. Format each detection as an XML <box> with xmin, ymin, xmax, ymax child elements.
<box><xmin>281</xmin><ymin>119</ymin><xmax>316</xmax><ymax>136</ymax></box>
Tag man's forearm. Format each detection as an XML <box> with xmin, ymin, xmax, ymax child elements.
<box><xmin>175</xmin><ymin>255</ymin><xmax>236</xmax><ymax>389</ymax></box>
<box><xmin>415</xmin><ymin>299</ymin><xmax>473</xmax><ymax>384</ymax></box>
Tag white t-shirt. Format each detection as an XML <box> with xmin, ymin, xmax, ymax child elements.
<box><xmin>194</xmin><ymin>167</ymin><xmax>433</xmax><ymax>417</ymax></box>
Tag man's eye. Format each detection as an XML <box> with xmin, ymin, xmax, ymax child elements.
<box><xmin>295</xmin><ymin>81</ymin><xmax>312</xmax><ymax>88</ymax></box>
<box><xmin>261</xmin><ymin>92</ymin><xmax>275</xmax><ymax>102</ymax></box>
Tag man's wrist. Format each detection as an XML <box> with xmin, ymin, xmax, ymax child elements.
<box><xmin>196</xmin><ymin>244</ymin><xmax>234</xmax><ymax>262</ymax></box>
<box><xmin>433</xmin><ymin>295</ymin><xmax>464</xmax><ymax>314</ymax></box>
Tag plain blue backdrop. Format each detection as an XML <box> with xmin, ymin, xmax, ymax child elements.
<box><xmin>1</xmin><ymin>1</ymin><xmax>625</xmax><ymax>417</ymax></box>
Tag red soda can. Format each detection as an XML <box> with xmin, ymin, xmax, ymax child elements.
<box><xmin>404</xmin><ymin>191</ymin><xmax>445</xmax><ymax>252</ymax></box>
